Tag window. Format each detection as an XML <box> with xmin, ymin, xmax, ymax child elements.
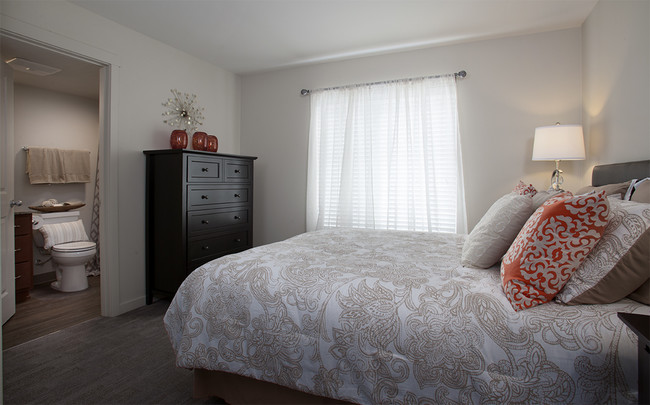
<box><xmin>306</xmin><ymin>74</ymin><xmax>466</xmax><ymax>234</ymax></box>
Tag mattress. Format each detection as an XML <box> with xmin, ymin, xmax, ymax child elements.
<box><xmin>164</xmin><ymin>227</ymin><xmax>648</xmax><ymax>404</ymax></box>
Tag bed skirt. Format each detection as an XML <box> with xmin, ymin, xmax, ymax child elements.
<box><xmin>194</xmin><ymin>369</ymin><xmax>354</xmax><ymax>404</ymax></box>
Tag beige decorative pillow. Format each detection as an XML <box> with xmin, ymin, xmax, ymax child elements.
<box><xmin>461</xmin><ymin>192</ymin><xmax>534</xmax><ymax>269</ymax></box>
<box><xmin>556</xmin><ymin>199</ymin><xmax>650</xmax><ymax>305</ymax></box>
<box><xmin>576</xmin><ymin>180</ymin><xmax>632</xmax><ymax>199</ymax></box>
<box><xmin>39</xmin><ymin>219</ymin><xmax>89</xmax><ymax>249</ymax></box>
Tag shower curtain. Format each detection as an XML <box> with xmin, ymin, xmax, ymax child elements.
<box><xmin>87</xmin><ymin>146</ymin><xmax>100</xmax><ymax>276</ymax></box>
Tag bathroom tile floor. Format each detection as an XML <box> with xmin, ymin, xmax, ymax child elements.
<box><xmin>2</xmin><ymin>275</ymin><xmax>101</xmax><ymax>350</ymax></box>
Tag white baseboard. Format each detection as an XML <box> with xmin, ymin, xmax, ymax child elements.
<box><xmin>118</xmin><ymin>296</ymin><xmax>147</xmax><ymax>315</ymax></box>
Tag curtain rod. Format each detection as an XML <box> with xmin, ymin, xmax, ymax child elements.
<box><xmin>300</xmin><ymin>70</ymin><xmax>466</xmax><ymax>96</ymax></box>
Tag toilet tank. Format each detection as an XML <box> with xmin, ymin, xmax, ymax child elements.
<box><xmin>32</xmin><ymin>210</ymin><xmax>82</xmax><ymax>247</ymax></box>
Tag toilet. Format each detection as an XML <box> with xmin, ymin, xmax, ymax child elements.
<box><xmin>32</xmin><ymin>211</ymin><xmax>96</xmax><ymax>292</ymax></box>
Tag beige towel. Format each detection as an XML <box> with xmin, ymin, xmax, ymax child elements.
<box><xmin>26</xmin><ymin>147</ymin><xmax>91</xmax><ymax>184</ymax></box>
<box><xmin>61</xmin><ymin>149</ymin><xmax>90</xmax><ymax>183</ymax></box>
<box><xmin>26</xmin><ymin>147</ymin><xmax>65</xmax><ymax>184</ymax></box>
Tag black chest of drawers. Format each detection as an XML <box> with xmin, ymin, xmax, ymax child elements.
<box><xmin>144</xmin><ymin>149</ymin><xmax>257</xmax><ymax>304</ymax></box>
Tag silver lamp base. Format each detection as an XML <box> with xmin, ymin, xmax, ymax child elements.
<box><xmin>550</xmin><ymin>160</ymin><xmax>564</xmax><ymax>191</ymax></box>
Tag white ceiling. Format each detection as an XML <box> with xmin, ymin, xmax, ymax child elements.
<box><xmin>1</xmin><ymin>36</ymin><xmax>101</xmax><ymax>99</ymax></box>
<box><xmin>71</xmin><ymin>0</ymin><xmax>598</xmax><ymax>75</ymax></box>
<box><xmin>1</xmin><ymin>0</ymin><xmax>598</xmax><ymax>99</ymax></box>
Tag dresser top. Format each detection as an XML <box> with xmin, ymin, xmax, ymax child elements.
<box><xmin>143</xmin><ymin>149</ymin><xmax>257</xmax><ymax>160</ymax></box>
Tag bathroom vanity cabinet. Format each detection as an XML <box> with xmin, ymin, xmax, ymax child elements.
<box><xmin>144</xmin><ymin>150</ymin><xmax>257</xmax><ymax>304</ymax></box>
<box><xmin>14</xmin><ymin>212</ymin><xmax>33</xmax><ymax>303</ymax></box>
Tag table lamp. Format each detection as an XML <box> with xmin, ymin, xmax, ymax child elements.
<box><xmin>532</xmin><ymin>123</ymin><xmax>585</xmax><ymax>191</ymax></box>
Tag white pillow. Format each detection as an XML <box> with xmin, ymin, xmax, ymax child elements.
<box><xmin>629</xmin><ymin>177</ymin><xmax>650</xmax><ymax>203</ymax></box>
<box><xmin>461</xmin><ymin>192</ymin><xmax>534</xmax><ymax>269</ymax></box>
<box><xmin>39</xmin><ymin>219</ymin><xmax>89</xmax><ymax>249</ymax></box>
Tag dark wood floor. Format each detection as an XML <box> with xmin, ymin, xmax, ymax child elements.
<box><xmin>2</xmin><ymin>275</ymin><xmax>101</xmax><ymax>349</ymax></box>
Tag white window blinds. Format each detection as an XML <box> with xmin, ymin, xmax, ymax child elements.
<box><xmin>306</xmin><ymin>74</ymin><xmax>466</xmax><ymax>234</ymax></box>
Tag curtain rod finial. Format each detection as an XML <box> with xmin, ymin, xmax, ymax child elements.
<box><xmin>301</xmin><ymin>89</ymin><xmax>310</xmax><ymax>96</ymax></box>
<box><xmin>456</xmin><ymin>70</ymin><xmax>466</xmax><ymax>78</ymax></box>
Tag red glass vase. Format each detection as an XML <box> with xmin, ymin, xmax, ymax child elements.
<box><xmin>206</xmin><ymin>135</ymin><xmax>219</xmax><ymax>152</ymax></box>
<box><xmin>192</xmin><ymin>132</ymin><xmax>208</xmax><ymax>151</ymax></box>
<box><xmin>170</xmin><ymin>130</ymin><xmax>187</xmax><ymax>149</ymax></box>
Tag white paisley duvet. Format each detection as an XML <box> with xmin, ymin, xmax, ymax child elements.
<box><xmin>164</xmin><ymin>228</ymin><xmax>649</xmax><ymax>404</ymax></box>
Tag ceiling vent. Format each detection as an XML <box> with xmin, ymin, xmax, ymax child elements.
<box><xmin>5</xmin><ymin>57</ymin><xmax>62</xmax><ymax>76</ymax></box>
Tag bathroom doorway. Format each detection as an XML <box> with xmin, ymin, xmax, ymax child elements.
<box><xmin>0</xmin><ymin>34</ymin><xmax>105</xmax><ymax>348</ymax></box>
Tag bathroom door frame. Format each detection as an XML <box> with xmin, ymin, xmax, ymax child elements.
<box><xmin>1</xmin><ymin>56</ymin><xmax>17</xmax><ymax>324</ymax></box>
<box><xmin>0</xmin><ymin>23</ymin><xmax>121</xmax><ymax>318</ymax></box>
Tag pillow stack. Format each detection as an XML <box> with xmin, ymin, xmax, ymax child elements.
<box><xmin>463</xmin><ymin>177</ymin><xmax>649</xmax><ymax>312</ymax></box>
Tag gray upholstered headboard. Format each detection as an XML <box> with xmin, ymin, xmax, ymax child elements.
<box><xmin>592</xmin><ymin>160</ymin><xmax>650</xmax><ymax>186</ymax></box>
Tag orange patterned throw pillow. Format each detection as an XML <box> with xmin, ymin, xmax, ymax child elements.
<box><xmin>500</xmin><ymin>191</ymin><xmax>610</xmax><ymax>311</ymax></box>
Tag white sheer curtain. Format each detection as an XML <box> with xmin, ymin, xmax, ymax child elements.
<box><xmin>306</xmin><ymin>74</ymin><xmax>467</xmax><ymax>234</ymax></box>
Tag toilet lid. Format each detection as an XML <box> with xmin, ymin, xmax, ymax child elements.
<box><xmin>52</xmin><ymin>241</ymin><xmax>96</xmax><ymax>253</ymax></box>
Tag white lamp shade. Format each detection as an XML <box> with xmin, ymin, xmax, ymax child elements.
<box><xmin>532</xmin><ymin>124</ymin><xmax>585</xmax><ymax>161</ymax></box>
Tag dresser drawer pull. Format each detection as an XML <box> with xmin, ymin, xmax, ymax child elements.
<box><xmin>201</xmin><ymin>195</ymin><xmax>209</xmax><ymax>200</ymax></box>
<box><xmin>201</xmin><ymin>167</ymin><xmax>209</xmax><ymax>172</ymax></box>
<box><xmin>14</xmin><ymin>224</ymin><xmax>21</xmax><ymax>229</ymax></box>
<box><xmin>234</xmin><ymin>169</ymin><xmax>241</xmax><ymax>173</ymax></box>
<box><xmin>201</xmin><ymin>246</ymin><xmax>210</xmax><ymax>251</ymax></box>
<box><xmin>15</xmin><ymin>275</ymin><xmax>21</xmax><ymax>280</ymax></box>
<box><xmin>234</xmin><ymin>238</ymin><xmax>242</xmax><ymax>243</ymax></box>
<box><xmin>14</xmin><ymin>248</ymin><xmax>21</xmax><ymax>253</ymax></box>
<box><xmin>201</xmin><ymin>220</ymin><xmax>210</xmax><ymax>224</ymax></box>
<box><xmin>234</xmin><ymin>215</ymin><xmax>241</xmax><ymax>220</ymax></box>
<box><xmin>234</xmin><ymin>193</ymin><xmax>241</xmax><ymax>198</ymax></box>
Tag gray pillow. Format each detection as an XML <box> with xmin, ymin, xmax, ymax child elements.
<box><xmin>531</xmin><ymin>190</ymin><xmax>562</xmax><ymax>209</ymax></box>
<box><xmin>576</xmin><ymin>180</ymin><xmax>632</xmax><ymax>199</ymax></box>
<box><xmin>461</xmin><ymin>193</ymin><xmax>534</xmax><ymax>269</ymax></box>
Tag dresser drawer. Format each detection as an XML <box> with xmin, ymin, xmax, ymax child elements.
<box><xmin>188</xmin><ymin>231</ymin><xmax>250</xmax><ymax>265</ymax></box>
<box><xmin>14</xmin><ymin>213</ymin><xmax>32</xmax><ymax>236</ymax></box>
<box><xmin>225</xmin><ymin>159</ymin><xmax>252</xmax><ymax>183</ymax></box>
<box><xmin>14</xmin><ymin>234</ymin><xmax>33</xmax><ymax>262</ymax></box>
<box><xmin>188</xmin><ymin>185</ymin><xmax>249</xmax><ymax>208</ymax></box>
<box><xmin>15</xmin><ymin>262</ymin><xmax>33</xmax><ymax>290</ymax></box>
<box><xmin>188</xmin><ymin>208</ymin><xmax>249</xmax><ymax>235</ymax></box>
<box><xmin>187</xmin><ymin>156</ymin><xmax>223</xmax><ymax>182</ymax></box>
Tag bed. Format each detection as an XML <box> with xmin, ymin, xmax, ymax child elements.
<box><xmin>164</xmin><ymin>161</ymin><xmax>650</xmax><ymax>404</ymax></box>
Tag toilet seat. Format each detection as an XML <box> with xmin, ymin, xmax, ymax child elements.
<box><xmin>52</xmin><ymin>241</ymin><xmax>96</xmax><ymax>253</ymax></box>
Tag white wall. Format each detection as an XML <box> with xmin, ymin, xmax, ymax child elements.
<box><xmin>241</xmin><ymin>29</ymin><xmax>583</xmax><ymax>245</ymax></box>
<box><xmin>582</xmin><ymin>0</ymin><xmax>650</xmax><ymax>172</ymax></box>
<box><xmin>1</xmin><ymin>1</ymin><xmax>241</xmax><ymax>314</ymax></box>
<box><xmin>13</xmin><ymin>84</ymin><xmax>99</xmax><ymax>277</ymax></box>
